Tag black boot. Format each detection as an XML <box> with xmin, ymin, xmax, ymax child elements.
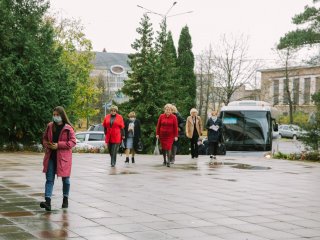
<box><xmin>162</xmin><ymin>151</ymin><xmax>167</xmax><ymax>166</ymax></box>
<box><xmin>62</xmin><ymin>196</ymin><xmax>68</xmax><ymax>208</ymax></box>
<box><xmin>125</xmin><ymin>157</ymin><xmax>129</xmax><ymax>163</ymax></box>
<box><xmin>40</xmin><ymin>197</ymin><xmax>51</xmax><ymax>211</ymax></box>
<box><xmin>132</xmin><ymin>157</ymin><xmax>135</xmax><ymax>163</ymax></box>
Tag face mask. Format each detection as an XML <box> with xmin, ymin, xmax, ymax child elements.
<box><xmin>53</xmin><ymin>116</ymin><xmax>62</xmax><ymax>123</ymax></box>
<box><xmin>212</xmin><ymin>116</ymin><xmax>217</xmax><ymax>121</ymax></box>
<box><xmin>129</xmin><ymin>118</ymin><xmax>135</xmax><ymax>121</ymax></box>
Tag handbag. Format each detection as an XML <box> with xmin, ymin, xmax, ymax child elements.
<box><xmin>153</xmin><ymin>138</ymin><xmax>160</xmax><ymax>155</ymax></box>
<box><xmin>136</xmin><ymin>139</ymin><xmax>144</xmax><ymax>153</ymax></box>
<box><xmin>119</xmin><ymin>140</ymin><xmax>125</xmax><ymax>154</ymax></box>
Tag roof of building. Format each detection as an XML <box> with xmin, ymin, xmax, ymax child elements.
<box><xmin>258</xmin><ymin>65</ymin><xmax>320</xmax><ymax>73</ymax></box>
<box><xmin>93</xmin><ymin>52</ymin><xmax>131</xmax><ymax>70</ymax></box>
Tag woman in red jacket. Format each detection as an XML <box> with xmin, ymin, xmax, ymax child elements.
<box><xmin>103</xmin><ymin>105</ymin><xmax>125</xmax><ymax>167</ymax></box>
<box><xmin>40</xmin><ymin>106</ymin><xmax>76</xmax><ymax>211</ymax></box>
<box><xmin>156</xmin><ymin>104</ymin><xmax>178</xmax><ymax>167</ymax></box>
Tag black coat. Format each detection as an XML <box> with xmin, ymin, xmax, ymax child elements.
<box><xmin>124</xmin><ymin>119</ymin><xmax>141</xmax><ymax>150</ymax></box>
<box><xmin>174</xmin><ymin>112</ymin><xmax>186</xmax><ymax>138</ymax></box>
<box><xmin>206</xmin><ymin>117</ymin><xmax>223</xmax><ymax>142</ymax></box>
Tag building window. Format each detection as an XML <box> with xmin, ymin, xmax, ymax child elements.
<box><xmin>293</xmin><ymin>78</ymin><xmax>299</xmax><ymax>105</ymax></box>
<box><xmin>316</xmin><ymin>77</ymin><xmax>320</xmax><ymax>92</ymax></box>
<box><xmin>283</xmin><ymin>78</ymin><xmax>289</xmax><ymax>105</ymax></box>
<box><xmin>304</xmin><ymin>77</ymin><xmax>311</xmax><ymax>104</ymax></box>
<box><xmin>110</xmin><ymin>65</ymin><xmax>125</xmax><ymax>75</ymax></box>
<box><xmin>273</xmin><ymin>79</ymin><xmax>279</xmax><ymax>105</ymax></box>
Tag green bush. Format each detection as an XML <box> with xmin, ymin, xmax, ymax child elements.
<box><xmin>278</xmin><ymin>111</ymin><xmax>309</xmax><ymax>125</ymax></box>
<box><xmin>273</xmin><ymin>151</ymin><xmax>320</xmax><ymax>161</ymax></box>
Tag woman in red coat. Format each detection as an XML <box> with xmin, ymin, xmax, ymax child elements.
<box><xmin>156</xmin><ymin>104</ymin><xmax>178</xmax><ymax>167</ymax></box>
<box><xmin>103</xmin><ymin>105</ymin><xmax>125</xmax><ymax>167</ymax></box>
<box><xmin>40</xmin><ymin>106</ymin><xmax>76</xmax><ymax>211</ymax></box>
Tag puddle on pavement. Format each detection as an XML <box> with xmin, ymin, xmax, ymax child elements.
<box><xmin>154</xmin><ymin>164</ymin><xmax>198</xmax><ymax>170</ymax></box>
<box><xmin>38</xmin><ymin>229</ymin><xmax>69</xmax><ymax>238</ymax></box>
<box><xmin>5</xmin><ymin>184</ymin><xmax>30</xmax><ymax>189</ymax></box>
<box><xmin>231</xmin><ymin>164</ymin><xmax>271</xmax><ymax>170</ymax></box>
<box><xmin>109</xmin><ymin>170</ymin><xmax>140</xmax><ymax>175</ymax></box>
<box><xmin>1</xmin><ymin>211</ymin><xmax>35</xmax><ymax>217</ymax></box>
<box><xmin>29</xmin><ymin>193</ymin><xmax>44</xmax><ymax>197</ymax></box>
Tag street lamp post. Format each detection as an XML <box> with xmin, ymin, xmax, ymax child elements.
<box><xmin>137</xmin><ymin>2</ymin><xmax>193</xmax><ymax>30</ymax></box>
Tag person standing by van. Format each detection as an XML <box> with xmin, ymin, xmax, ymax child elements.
<box><xmin>206</xmin><ymin>110</ymin><xmax>223</xmax><ymax>160</ymax></box>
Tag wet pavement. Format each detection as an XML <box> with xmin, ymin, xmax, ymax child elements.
<box><xmin>0</xmin><ymin>152</ymin><xmax>320</xmax><ymax>240</ymax></box>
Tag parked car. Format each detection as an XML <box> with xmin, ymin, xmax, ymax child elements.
<box><xmin>278</xmin><ymin>124</ymin><xmax>307</xmax><ymax>140</ymax></box>
<box><xmin>74</xmin><ymin>139</ymin><xmax>95</xmax><ymax>150</ymax></box>
<box><xmin>75</xmin><ymin>131</ymin><xmax>105</xmax><ymax>148</ymax></box>
<box><xmin>88</xmin><ymin>124</ymin><xmax>104</xmax><ymax>132</ymax></box>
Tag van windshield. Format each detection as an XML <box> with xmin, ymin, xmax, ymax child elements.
<box><xmin>222</xmin><ymin>111</ymin><xmax>271</xmax><ymax>149</ymax></box>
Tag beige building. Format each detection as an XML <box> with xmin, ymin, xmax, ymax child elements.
<box><xmin>259</xmin><ymin>65</ymin><xmax>320</xmax><ymax>114</ymax></box>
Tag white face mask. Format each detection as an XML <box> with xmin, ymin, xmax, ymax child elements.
<box><xmin>211</xmin><ymin>116</ymin><xmax>217</xmax><ymax>121</ymax></box>
<box><xmin>129</xmin><ymin>118</ymin><xmax>135</xmax><ymax>121</ymax></box>
<box><xmin>53</xmin><ymin>116</ymin><xmax>62</xmax><ymax>123</ymax></box>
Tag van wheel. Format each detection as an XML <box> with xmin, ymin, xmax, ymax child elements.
<box><xmin>293</xmin><ymin>135</ymin><xmax>297</xmax><ymax>140</ymax></box>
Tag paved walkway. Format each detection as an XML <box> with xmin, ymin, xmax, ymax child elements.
<box><xmin>0</xmin><ymin>152</ymin><xmax>320</xmax><ymax>240</ymax></box>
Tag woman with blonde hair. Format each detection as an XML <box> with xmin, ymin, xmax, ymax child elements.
<box><xmin>156</xmin><ymin>104</ymin><xmax>178</xmax><ymax>167</ymax></box>
<box><xmin>186</xmin><ymin>108</ymin><xmax>203</xmax><ymax>159</ymax></box>
<box><xmin>124</xmin><ymin>111</ymin><xmax>141</xmax><ymax>164</ymax></box>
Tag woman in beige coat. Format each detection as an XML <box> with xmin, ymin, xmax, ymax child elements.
<box><xmin>186</xmin><ymin>108</ymin><xmax>203</xmax><ymax>158</ymax></box>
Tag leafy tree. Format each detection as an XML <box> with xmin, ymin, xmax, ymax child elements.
<box><xmin>177</xmin><ymin>25</ymin><xmax>196</xmax><ymax>117</ymax></box>
<box><xmin>300</xmin><ymin>92</ymin><xmax>320</xmax><ymax>151</ymax></box>
<box><xmin>278</xmin><ymin>0</ymin><xmax>320</xmax><ymax>152</ymax></box>
<box><xmin>51</xmin><ymin>17</ymin><xmax>99</xmax><ymax>129</ymax></box>
<box><xmin>120</xmin><ymin>14</ymin><xmax>160</xmax><ymax>152</ymax></box>
<box><xmin>0</xmin><ymin>0</ymin><xmax>72</xmax><ymax>145</ymax></box>
<box><xmin>274</xmin><ymin>48</ymin><xmax>299</xmax><ymax>124</ymax></box>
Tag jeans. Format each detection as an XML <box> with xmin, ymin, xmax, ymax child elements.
<box><xmin>108</xmin><ymin>143</ymin><xmax>120</xmax><ymax>166</ymax></box>
<box><xmin>45</xmin><ymin>158</ymin><xmax>70</xmax><ymax>198</ymax></box>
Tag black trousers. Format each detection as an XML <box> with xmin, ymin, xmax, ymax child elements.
<box><xmin>190</xmin><ymin>133</ymin><xmax>199</xmax><ymax>158</ymax></box>
<box><xmin>208</xmin><ymin>142</ymin><xmax>218</xmax><ymax>156</ymax></box>
<box><xmin>108</xmin><ymin>143</ymin><xmax>120</xmax><ymax>166</ymax></box>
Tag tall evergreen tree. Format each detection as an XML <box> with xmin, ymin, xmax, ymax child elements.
<box><xmin>278</xmin><ymin>0</ymin><xmax>320</xmax><ymax>50</ymax></box>
<box><xmin>177</xmin><ymin>25</ymin><xmax>196</xmax><ymax>117</ymax></box>
<box><xmin>0</xmin><ymin>0</ymin><xmax>72</xmax><ymax>145</ymax></box>
<box><xmin>120</xmin><ymin>14</ymin><xmax>161</xmax><ymax>152</ymax></box>
<box><xmin>154</xmin><ymin>21</ymin><xmax>177</xmax><ymax>103</ymax></box>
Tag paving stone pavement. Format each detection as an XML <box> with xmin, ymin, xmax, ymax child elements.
<box><xmin>0</xmin><ymin>152</ymin><xmax>320</xmax><ymax>240</ymax></box>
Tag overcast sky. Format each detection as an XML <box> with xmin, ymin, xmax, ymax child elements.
<box><xmin>49</xmin><ymin>0</ymin><xmax>311</xmax><ymax>62</ymax></box>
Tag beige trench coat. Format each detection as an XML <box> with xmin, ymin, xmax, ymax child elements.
<box><xmin>185</xmin><ymin>116</ymin><xmax>203</xmax><ymax>139</ymax></box>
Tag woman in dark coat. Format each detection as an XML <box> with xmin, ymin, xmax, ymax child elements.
<box><xmin>124</xmin><ymin>111</ymin><xmax>141</xmax><ymax>164</ymax></box>
<box><xmin>170</xmin><ymin>105</ymin><xmax>185</xmax><ymax>164</ymax></box>
<box><xmin>206</xmin><ymin>110</ymin><xmax>223</xmax><ymax>160</ymax></box>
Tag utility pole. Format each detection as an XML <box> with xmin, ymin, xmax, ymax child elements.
<box><xmin>137</xmin><ymin>2</ymin><xmax>193</xmax><ymax>33</ymax></box>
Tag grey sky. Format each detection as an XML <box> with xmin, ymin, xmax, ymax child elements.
<box><xmin>49</xmin><ymin>0</ymin><xmax>311</xmax><ymax>62</ymax></box>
